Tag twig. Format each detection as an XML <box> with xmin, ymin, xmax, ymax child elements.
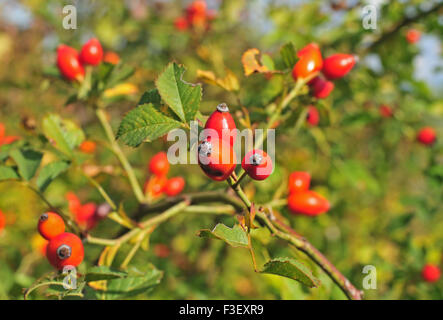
<box><xmin>95</xmin><ymin>108</ymin><xmax>145</xmax><ymax>203</ymax></box>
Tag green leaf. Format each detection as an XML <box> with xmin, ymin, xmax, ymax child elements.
<box><xmin>261</xmin><ymin>54</ymin><xmax>275</xmax><ymax>71</ymax></box>
<box><xmin>36</xmin><ymin>160</ymin><xmax>70</xmax><ymax>192</ymax></box>
<box><xmin>0</xmin><ymin>166</ymin><xmax>20</xmax><ymax>181</ymax></box>
<box><xmin>197</xmin><ymin>224</ymin><xmax>249</xmax><ymax>248</ymax></box>
<box><xmin>280</xmin><ymin>42</ymin><xmax>298</xmax><ymax>69</ymax></box>
<box><xmin>156</xmin><ymin>62</ymin><xmax>201</xmax><ymax>123</ymax></box>
<box><xmin>99</xmin><ymin>267</ymin><xmax>163</xmax><ymax>300</ymax></box>
<box><xmin>261</xmin><ymin>257</ymin><xmax>320</xmax><ymax>288</ymax></box>
<box><xmin>10</xmin><ymin>149</ymin><xmax>43</xmax><ymax>181</ymax></box>
<box><xmin>85</xmin><ymin>266</ymin><xmax>127</xmax><ymax>282</ymax></box>
<box><xmin>42</xmin><ymin>114</ymin><xmax>85</xmax><ymax>157</ymax></box>
<box><xmin>137</xmin><ymin>89</ymin><xmax>162</xmax><ymax>107</ymax></box>
<box><xmin>116</xmin><ymin>103</ymin><xmax>182</xmax><ymax>147</ymax></box>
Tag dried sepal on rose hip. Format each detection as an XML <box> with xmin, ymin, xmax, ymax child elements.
<box><xmin>241</xmin><ymin>149</ymin><xmax>273</xmax><ymax>181</ymax></box>
<box><xmin>38</xmin><ymin>212</ymin><xmax>66</xmax><ymax>240</ymax></box>
<box><xmin>46</xmin><ymin>232</ymin><xmax>84</xmax><ymax>270</ymax></box>
<box><xmin>204</xmin><ymin>103</ymin><xmax>237</xmax><ymax>147</ymax></box>
<box><xmin>198</xmin><ymin>138</ymin><xmax>237</xmax><ymax>181</ymax></box>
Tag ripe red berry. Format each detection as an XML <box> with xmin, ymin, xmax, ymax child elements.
<box><xmin>38</xmin><ymin>212</ymin><xmax>66</xmax><ymax>240</ymax></box>
<box><xmin>297</xmin><ymin>43</ymin><xmax>321</xmax><ymax>59</ymax></box>
<box><xmin>103</xmin><ymin>51</ymin><xmax>120</xmax><ymax>65</ymax></box>
<box><xmin>79</xmin><ymin>38</ymin><xmax>103</xmax><ymax>66</ymax></box>
<box><xmin>292</xmin><ymin>48</ymin><xmax>323</xmax><ymax>80</ymax></box>
<box><xmin>56</xmin><ymin>45</ymin><xmax>85</xmax><ymax>81</ymax></box>
<box><xmin>79</xmin><ymin>140</ymin><xmax>96</xmax><ymax>154</ymax></box>
<box><xmin>204</xmin><ymin>103</ymin><xmax>237</xmax><ymax>147</ymax></box>
<box><xmin>75</xmin><ymin>203</ymin><xmax>97</xmax><ymax>230</ymax></box>
<box><xmin>306</xmin><ymin>106</ymin><xmax>320</xmax><ymax>126</ymax></box>
<box><xmin>46</xmin><ymin>232</ymin><xmax>84</xmax><ymax>270</ymax></box>
<box><xmin>149</xmin><ymin>152</ymin><xmax>170</xmax><ymax>176</ymax></box>
<box><xmin>322</xmin><ymin>54</ymin><xmax>356</xmax><ymax>80</ymax></box>
<box><xmin>198</xmin><ymin>138</ymin><xmax>237</xmax><ymax>181</ymax></box>
<box><xmin>421</xmin><ymin>264</ymin><xmax>441</xmax><ymax>283</ymax></box>
<box><xmin>144</xmin><ymin>175</ymin><xmax>168</xmax><ymax>197</ymax></box>
<box><xmin>379</xmin><ymin>104</ymin><xmax>393</xmax><ymax>118</ymax></box>
<box><xmin>66</xmin><ymin>192</ymin><xmax>81</xmax><ymax>215</ymax></box>
<box><xmin>406</xmin><ymin>29</ymin><xmax>421</xmax><ymax>44</ymax></box>
<box><xmin>287</xmin><ymin>190</ymin><xmax>330</xmax><ymax>216</ymax></box>
<box><xmin>241</xmin><ymin>149</ymin><xmax>273</xmax><ymax>181</ymax></box>
<box><xmin>164</xmin><ymin>177</ymin><xmax>186</xmax><ymax>196</ymax></box>
<box><xmin>417</xmin><ymin>127</ymin><xmax>436</xmax><ymax>145</ymax></box>
<box><xmin>288</xmin><ymin>171</ymin><xmax>311</xmax><ymax>193</ymax></box>
<box><xmin>309</xmin><ymin>76</ymin><xmax>334</xmax><ymax>99</ymax></box>
<box><xmin>174</xmin><ymin>16</ymin><xmax>189</xmax><ymax>31</ymax></box>
<box><xmin>0</xmin><ymin>210</ymin><xmax>5</xmax><ymax>232</ymax></box>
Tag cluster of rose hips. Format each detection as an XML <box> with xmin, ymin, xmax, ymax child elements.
<box><xmin>56</xmin><ymin>38</ymin><xmax>119</xmax><ymax>82</ymax></box>
<box><xmin>287</xmin><ymin>172</ymin><xmax>330</xmax><ymax>216</ymax></box>
<box><xmin>144</xmin><ymin>152</ymin><xmax>186</xmax><ymax>199</ymax></box>
<box><xmin>37</xmin><ymin>212</ymin><xmax>84</xmax><ymax>270</ymax></box>
<box><xmin>174</xmin><ymin>0</ymin><xmax>216</xmax><ymax>32</ymax></box>
<box><xmin>292</xmin><ymin>43</ymin><xmax>356</xmax><ymax>99</ymax></box>
<box><xmin>66</xmin><ymin>192</ymin><xmax>110</xmax><ymax>231</ymax></box>
<box><xmin>291</xmin><ymin>43</ymin><xmax>356</xmax><ymax>126</ymax></box>
<box><xmin>198</xmin><ymin>103</ymin><xmax>273</xmax><ymax>182</ymax></box>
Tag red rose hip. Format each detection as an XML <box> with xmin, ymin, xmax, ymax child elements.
<box><xmin>288</xmin><ymin>171</ymin><xmax>311</xmax><ymax>193</ymax></box>
<box><xmin>79</xmin><ymin>38</ymin><xmax>103</xmax><ymax>66</ymax></box>
<box><xmin>417</xmin><ymin>127</ymin><xmax>436</xmax><ymax>145</ymax></box>
<box><xmin>149</xmin><ymin>152</ymin><xmax>170</xmax><ymax>176</ymax></box>
<box><xmin>46</xmin><ymin>232</ymin><xmax>84</xmax><ymax>270</ymax></box>
<box><xmin>322</xmin><ymin>54</ymin><xmax>356</xmax><ymax>80</ymax></box>
<box><xmin>198</xmin><ymin>138</ymin><xmax>237</xmax><ymax>181</ymax></box>
<box><xmin>56</xmin><ymin>45</ymin><xmax>85</xmax><ymax>81</ymax></box>
<box><xmin>164</xmin><ymin>177</ymin><xmax>186</xmax><ymax>196</ymax></box>
<box><xmin>241</xmin><ymin>149</ymin><xmax>273</xmax><ymax>181</ymax></box>
<box><xmin>421</xmin><ymin>264</ymin><xmax>441</xmax><ymax>283</ymax></box>
<box><xmin>204</xmin><ymin>103</ymin><xmax>237</xmax><ymax>147</ymax></box>
<box><xmin>287</xmin><ymin>190</ymin><xmax>330</xmax><ymax>216</ymax></box>
<box><xmin>38</xmin><ymin>212</ymin><xmax>66</xmax><ymax>240</ymax></box>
